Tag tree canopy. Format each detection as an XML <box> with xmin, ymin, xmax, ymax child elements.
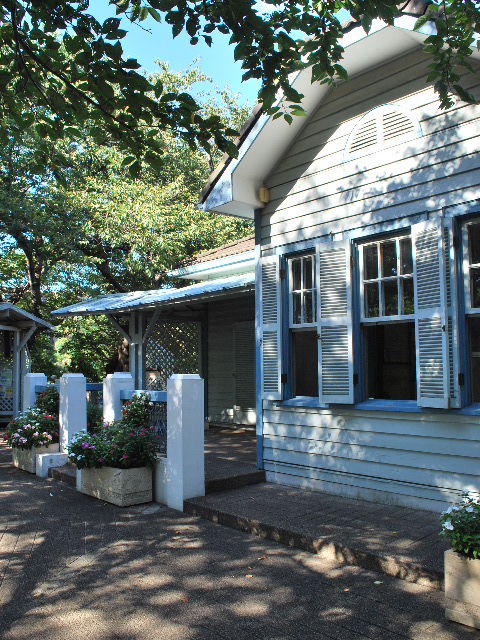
<box><xmin>1</xmin><ymin>1</ymin><xmax>478</xmax><ymax>176</ymax></box>
<box><xmin>0</xmin><ymin>62</ymin><xmax>253</xmax><ymax>378</ymax></box>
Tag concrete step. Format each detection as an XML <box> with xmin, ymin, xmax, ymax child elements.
<box><xmin>183</xmin><ymin>492</ymin><xmax>444</xmax><ymax>591</ymax></box>
<box><xmin>49</xmin><ymin>464</ymin><xmax>76</xmax><ymax>486</ymax></box>
<box><xmin>205</xmin><ymin>470</ymin><xmax>265</xmax><ymax>494</ymax></box>
<box><xmin>49</xmin><ymin>464</ymin><xmax>265</xmax><ymax>494</ymax></box>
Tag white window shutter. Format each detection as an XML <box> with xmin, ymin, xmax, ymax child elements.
<box><xmin>412</xmin><ymin>219</ymin><xmax>449</xmax><ymax>409</ymax></box>
<box><xmin>261</xmin><ymin>255</ymin><xmax>282</xmax><ymax>400</ymax></box>
<box><xmin>316</xmin><ymin>240</ymin><xmax>354</xmax><ymax>404</ymax></box>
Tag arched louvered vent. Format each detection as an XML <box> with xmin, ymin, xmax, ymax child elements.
<box><xmin>344</xmin><ymin>105</ymin><xmax>422</xmax><ymax>162</ymax></box>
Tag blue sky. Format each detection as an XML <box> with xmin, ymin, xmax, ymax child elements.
<box><xmin>90</xmin><ymin>3</ymin><xmax>351</xmax><ymax>108</ymax></box>
<box><xmin>91</xmin><ymin>2</ymin><xmax>262</xmax><ymax>106</ymax></box>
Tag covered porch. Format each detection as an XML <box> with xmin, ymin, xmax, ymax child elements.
<box><xmin>0</xmin><ymin>304</ymin><xmax>53</xmax><ymax>422</ymax></box>
<box><xmin>52</xmin><ymin>273</ymin><xmax>256</xmax><ymax>430</ymax></box>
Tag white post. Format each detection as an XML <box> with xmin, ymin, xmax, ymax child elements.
<box><xmin>22</xmin><ymin>373</ymin><xmax>47</xmax><ymax>412</ymax></box>
<box><xmin>12</xmin><ymin>331</ymin><xmax>21</xmax><ymax>418</ymax></box>
<box><xmin>154</xmin><ymin>374</ymin><xmax>205</xmax><ymax>511</ymax></box>
<box><xmin>59</xmin><ymin>374</ymin><xmax>87</xmax><ymax>453</ymax></box>
<box><xmin>103</xmin><ymin>372</ymin><xmax>134</xmax><ymax>423</ymax></box>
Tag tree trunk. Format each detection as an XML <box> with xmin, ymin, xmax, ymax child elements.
<box><xmin>15</xmin><ymin>236</ymin><xmax>43</xmax><ymax>318</ymax></box>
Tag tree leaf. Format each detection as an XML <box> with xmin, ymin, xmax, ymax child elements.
<box><xmin>453</xmin><ymin>84</ymin><xmax>478</xmax><ymax>105</ymax></box>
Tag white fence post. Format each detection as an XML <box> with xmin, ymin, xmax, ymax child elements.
<box><xmin>59</xmin><ymin>374</ymin><xmax>86</xmax><ymax>453</ymax></box>
<box><xmin>103</xmin><ymin>372</ymin><xmax>134</xmax><ymax>423</ymax></box>
<box><xmin>22</xmin><ymin>373</ymin><xmax>47</xmax><ymax>412</ymax></box>
<box><xmin>154</xmin><ymin>374</ymin><xmax>205</xmax><ymax>511</ymax></box>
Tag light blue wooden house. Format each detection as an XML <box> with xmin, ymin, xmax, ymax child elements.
<box><xmin>200</xmin><ymin>6</ymin><xmax>480</xmax><ymax>511</ymax></box>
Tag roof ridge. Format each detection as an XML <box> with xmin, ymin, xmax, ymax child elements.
<box><xmin>172</xmin><ymin>234</ymin><xmax>255</xmax><ymax>270</ymax></box>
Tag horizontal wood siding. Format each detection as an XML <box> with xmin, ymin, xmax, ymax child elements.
<box><xmin>259</xmin><ymin>48</ymin><xmax>480</xmax><ymax>510</ymax></box>
<box><xmin>263</xmin><ymin>406</ymin><xmax>480</xmax><ymax>511</ymax></box>
<box><xmin>207</xmin><ymin>296</ymin><xmax>255</xmax><ymax>425</ymax></box>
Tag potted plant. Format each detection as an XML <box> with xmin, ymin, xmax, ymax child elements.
<box><xmin>440</xmin><ymin>491</ymin><xmax>480</xmax><ymax>629</ymax></box>
<box><xmin>4</xmin><ymin>407</ymin><xmax>60</xmax><ymax>473</ymax></box>
<box><xmin>68</xmin><ymin>393</ymin><xmax>157</xmax><ymax>507</ymax></box>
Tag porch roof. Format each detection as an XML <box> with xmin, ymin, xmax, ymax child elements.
<box><xmin>51</xmin><ymin>273</ymin><xmax>255</xmax><ymax>318</ymax></box>
<box><xmin>0</xmin><ymin>304</ymin><xmax>53</xmax><ymax>331</ymax></box>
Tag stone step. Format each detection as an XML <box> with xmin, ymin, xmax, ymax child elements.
<box><xmin>49</xmin><ymin>464</ymin><xmax>265</xmax><ymax>494</ymax></box>
<box><xmin>183</xmin><ymin>495</ymin><xmax>444</xmax><ymax>591</ymax></box>
<box><xmin>205</xmin><ymin>470</ymin><xmax>265</xmax><ymax>494</ymax></box>
<box><xmin>49</xmin><ymin>464</ymin><xmax>76</xmax><ymax>486</ymax></box>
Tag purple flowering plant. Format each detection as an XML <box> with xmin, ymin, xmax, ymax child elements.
<box><xmin>67</xmin><ymin>430</ymin><xmax>102</xmax><ymax>469</ymax></box>
<box><xmin>440</xmin><ymin>491</ymin><xmax>480</xmax><ymax>559</ymax></box>
<box><xmin>68</xmin><ymin>393</ymin><xmax>157</xmax><ymax>470</ymax></box>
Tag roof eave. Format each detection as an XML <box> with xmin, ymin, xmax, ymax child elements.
<box><xmin>199</xmin><ymin>16</ymin><xmax>446</xmax><ymax>217</ymax></box>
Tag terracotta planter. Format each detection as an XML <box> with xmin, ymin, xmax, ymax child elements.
<box><xmin>77</xmin><ymin>466</ymin><xmax>153</xmax><ymax>507</ymax></box>
<box><xmin>445</xmin><ymin>549</ymin><xmax>480</xmax><ymax>629</ymax></box>
<box><xmin>12</xmin><ymin>443</ymin><xmax>60</xmax><ymax>474</ymax></box>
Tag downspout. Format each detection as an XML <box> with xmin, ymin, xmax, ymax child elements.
<box><xmin>254</xmin><ymin>209</ymin><xmax>264</xmax><ymax>470</ymax></box>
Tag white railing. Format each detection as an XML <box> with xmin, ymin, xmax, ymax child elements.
<box><xmin>23</xmin><ymin>371</ymin><xmax>205</xmax><ymax>511</ymax></box>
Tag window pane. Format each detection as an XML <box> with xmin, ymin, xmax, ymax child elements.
<box><xmin>304</xmin><ymin>256</ymin><xmax>313</xmax><ymax>289</ymax></box>
<box><xmin>364</xmin><ymin>282</ymin><xmax>379</xmax><ymax>317</ymax></box>
<box><xmin>292</xmin><ymin>259</ymin><xmax>301</xmax><ymax>291</ymax></box>
<box><xmin>304</xmin><ymin>292</ymin><xmax>315</xmax><ymax>323</ymax></box>
<box><xmin>383</xmin><ymin>280</ymin><xmax>398</xmax><ymax>316</ymax></box>
<box><xmin>364</xmin><ymin>322</ymin><xmax>416</xmax><ymax>400</ymax></box>
<box><xmin>364</xmin><ymin>245</ymin><xmax>378</xmax><ymax>280</ymax></box>
<box><xmin>471</xmin><ymin>318</ymin><xmax>480</xmax><ymax>402</ymax></box>
<box><xmin>381</xmin><ymin>240</ymin><xmax>397</xmax><ymax>277</ymax></box>
<box><xmin>402</xmin><ymin>278</ymin><xmax>414</xmax><ymax>315</ymax></box>
<box><xmin>400</xmin><ymin>237</ymin><xmax>413</xmax><ymax>275</ymax></box>
<box><xmin>292</xmin><ymin>330</ymin><xmax>318</xmax><ymax>397</ymax></box>
<box><xmin>293</xmin><ymin>292</ymin><xmax>302</xmax><ymax>324</ymax></box>
<box><xmin>470</xmin><ymin>224</ymin><xmax>480</xmax><ymax>266</ymax></box>
<box><xmin>471</xmin><ymin>267</ymin><xmax>480</xmax><ymax>309</ymax></box>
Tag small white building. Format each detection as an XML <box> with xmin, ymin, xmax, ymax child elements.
<box><xmin>200</xmin><ymin>4</ymin><xmax>480</xmax><ymax>511</ymax></box>
<box><xmin>0</xmin><ymin>304</ymin><xmax>53</xmax><ymax>422</ymax></box>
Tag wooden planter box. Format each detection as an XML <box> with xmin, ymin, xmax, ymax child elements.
<box><xmin>12</xmin><ymin>443</ymin><xmax>60</xmax><ymax>474</ymax></box>
<box><xmin>77</xmin><ymin>466</ymin><xmax>153</xmax><ymax>507</ymax></box>
<box><xmin>445</xmin><ymin>549</ymin><xmax>480</xmax><ymax>629</ymax></box>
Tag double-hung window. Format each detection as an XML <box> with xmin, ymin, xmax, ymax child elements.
<box><xmin>463</xmin><ymin>220</ymin><xmax>480</xmax><ymax>402</ymax></box>
<box><xmin>289</xmin><ymin>254</ymin><xmax>317</xmax><ymax>397</ymax></box>
<box><xmin>360</xmin><ymin>234</ymin><xmax>416</xmax><ymax>400</ymax></box>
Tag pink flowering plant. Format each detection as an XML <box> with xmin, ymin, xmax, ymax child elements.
<box><xmin>68</xmin><ymin>393</ymin><xmax>158</xmax><ymax>470</ymax></box>
<box><xmin>440</xmin><ymin>491</ymin><xmax>480</xmax><ymax>559</ymax></box>
<box><xmin>4</xmin><ymin>407</ymin><xmax>59</xmax><ymax>450</ymax></box>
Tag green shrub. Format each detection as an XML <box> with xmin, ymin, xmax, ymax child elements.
<box><xmin>86</xmin><ymin>404</ymin><xmax>104</xmax><ymax>433</ymax></box>
<box><xmin>35</xmin><ymin>385</ymin><xmax>60</xmax><ymax>415</ymax></box>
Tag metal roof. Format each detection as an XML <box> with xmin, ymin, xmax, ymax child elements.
<box><xmin>0</xmin><ymin>304</ymin><xmax>54</xmax><ymax>331</ymax></box>
<box><xmin>51</xmin><ymin>273</ymin><xmax>255</xmax><ymax>318</ymax></box>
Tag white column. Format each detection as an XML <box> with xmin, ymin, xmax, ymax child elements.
<box><xmin>154</xmin><ymin>374</ymin><xmax>205</xmax><ymax>511</ymax></box>
<box><xmin>12</xmin><ymin>331</ymin><xmax>21</xmax><ymax>418</ymax></box>
<box><xmin>22</xmin><ymin>373</ymin><xmax>47</xmax><ymax>412</ymax></box>
<box><xmin>102</xmin><ymin>372</ymin><xmax>134</xmax><ymax>424</ymax></box>
<box><xmin>59</xmin><ymin>374</ymin><xmax>86</xmax><ymax>453</ymax></box>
